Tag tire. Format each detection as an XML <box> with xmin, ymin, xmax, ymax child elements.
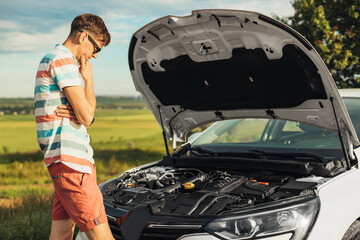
<box><xmin>342</xmin><ymin>220</ymin><xmax>360</xmax><ymax>240</ymax></box>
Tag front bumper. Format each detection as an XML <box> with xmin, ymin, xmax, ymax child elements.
<box><xmin>76</xmin><ymin>230</ymin><xmax>293</xmax><ymax>240</ymax></box>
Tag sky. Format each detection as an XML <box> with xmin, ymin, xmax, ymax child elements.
<box><xmin>0</xmin><ymin>0</ymin><xmax>294</xmax><ymax>98</ymax></box>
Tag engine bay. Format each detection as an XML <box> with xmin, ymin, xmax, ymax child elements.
<box><xmin>102</xmin><ymin>166</ymin><xmax>319</xmax><ymax>217</ymax></box>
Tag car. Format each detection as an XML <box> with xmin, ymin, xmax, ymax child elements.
<box><xmin>77</xmin><ymin>9</ymin><xmax>360</xmax><ymax>240</ymax></box>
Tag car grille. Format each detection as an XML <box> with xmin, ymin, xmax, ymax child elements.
<box><xmin>140</xmin><ymin>225</ymin><xmax>204</xmax><ymax>240</ymax></box>
<box><xmin>107</xmin><ymin>215</ymin><xmax>205</xmax><ymax>240</ymax></box>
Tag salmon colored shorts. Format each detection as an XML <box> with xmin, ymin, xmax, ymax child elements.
<box><xmin>48</xmin><ymin>162</ymin><xmax>108</xmax><ymax>232</ymax></box>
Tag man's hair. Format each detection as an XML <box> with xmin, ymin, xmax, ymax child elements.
<box><xmin>70</xmin><ymin>13</ymin><xmax>111</xmax><ymax>46</ymax></box>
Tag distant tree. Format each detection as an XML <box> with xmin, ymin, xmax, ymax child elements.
<box><xmin>281</xmin><ymin>0</ymin><xmax>359</xmax><ymax>88</ymax></box>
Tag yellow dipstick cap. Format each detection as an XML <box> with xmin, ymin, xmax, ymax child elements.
<box><xmin>126</xmin><ymin>183</ymin><xmax>135</xmax><ymax>188</ymax></box>
<box><xmin>184</xmin><ymin>182</ymin><xmax>195</xmax><ymax>190</ymax></box>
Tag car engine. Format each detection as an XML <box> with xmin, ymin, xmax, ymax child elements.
<box><xmin>102</xmin><ymin>166</ymin><xmax>317</xmax><ymax>217</ymax></box>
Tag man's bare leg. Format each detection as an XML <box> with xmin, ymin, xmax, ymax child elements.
<box><xmin>49</xmin><ymin>219</ymin><xmax>75</xmax><ymax>240</ymax></box>
<box><xmin>85</xmin><ymin>222</ymin><xmax>114</xmax><ymax>240</ymax></box>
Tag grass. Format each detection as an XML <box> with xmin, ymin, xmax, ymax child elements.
<box><xmin>0</xmin><ymin>108</ymin><xmax>168</xmax><ymax>239</ymax></box>
<box><xmin>0</xmin><ymin>185</ymin><xmax>53</xmax><ymax>199</ymax></box>
<box><xmin>0</xmin><ymin>120</ymin><xmax>38</xmax><ymax>153</ymax></box>
<box><xmin>0</xmin><ymin>109</ymin><xmax>162</xmax><ymax>153</ymax></box>
<box><xmin>89</xmin><ymin>112</ymin><xmax>162</xmax><ymax>144</ymax></box>
<box><xmin>0</xmin><ymin>160</ymin><xmax>51</xmax><ymax>185</ymax></box>
<box><xmin>0</xmin><ymin>191</ymin><xmax>53</xmax><ymax>240</ymax></box>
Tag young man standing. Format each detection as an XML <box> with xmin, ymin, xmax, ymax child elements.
<box><xmin>34</xmin><ymin>13</ymin><xmax>114</xmax><ymax>240</ymax></box>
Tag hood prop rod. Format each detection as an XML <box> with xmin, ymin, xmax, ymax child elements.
<box><xmin>157</xmin><ymin>105</ymin><xmax>170</xmax><ymax>156</ymax></box>
<box><xmin>168</xmin><ymin>108</ymin><xmax>185</xmax><ymax>150</ymax></box>
<box><xmin>330</xmin><ymin>97</ymin><xmax>351</xmax><ymax>169</ymax></box>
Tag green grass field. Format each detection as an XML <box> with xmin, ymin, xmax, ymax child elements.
<box><xmin>0</xmin><ymin>109</ymin><xmax>163</xmax><ymax>153</ymax></box>
<box><xmin>0</xmin><ymin>108</ymin><xmax>167</xmax><ymax>239</ymax></box>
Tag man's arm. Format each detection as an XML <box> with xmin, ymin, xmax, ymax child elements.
<box><xmin>63</xmin><ymin>55</ymin><xmax>96</xmax><ymax>127</ymax></box>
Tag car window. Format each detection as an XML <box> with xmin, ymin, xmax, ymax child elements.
<box><xmin>192</xmin><ymin>118</ymin><xmax>342</xmax><ymax>150</ymax></box>
<box><xmin>343</xmin><ymin>98</ymin><xmax>360</xmax><ymax>138</ymax></box>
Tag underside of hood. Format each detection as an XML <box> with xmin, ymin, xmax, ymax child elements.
<box><xmin>128</xmin><ymin>9</ymin><xmax>358</xmax><ymax>146</ymax></box>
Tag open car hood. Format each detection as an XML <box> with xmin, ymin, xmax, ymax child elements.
<box><xmin>128</xmin><ymin>9</ymin><xmax>358</xmax><ymax>146</ymax></box>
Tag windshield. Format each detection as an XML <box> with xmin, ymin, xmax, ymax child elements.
<box><xmin>192</xmin><ymin>118</ymin><xmax>341</xmax><ymax>151</ymax></box>
<box><xmin>190</xmin><ymin>118</ymin><xmax>344</xmax><ymax>161</ymax></box>
<box><xmin>188</xmin><ymin>97</ymin><xmax>360</xmax><ymax>161</ymax></box>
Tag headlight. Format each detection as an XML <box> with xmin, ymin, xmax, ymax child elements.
<box><xmin>205</xmin><ymin>197</ymin><xmax>319</xmax><ymax>240</ymax></box>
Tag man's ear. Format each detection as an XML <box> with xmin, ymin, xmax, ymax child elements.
<box><xmin>77</xmin><ymin>31</ymin><xmax>87</xmax><ymax>44</ymax></box>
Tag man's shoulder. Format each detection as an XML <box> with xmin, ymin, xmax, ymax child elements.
<box><xmin>39</xmin><ymin>51</ymin><xmax>57</xmax><ymax>65</ymax></box>
<box><xmin>40</xmin><ymin>47</ymin><xmax>74</xmax><ymax>65</ymax></box>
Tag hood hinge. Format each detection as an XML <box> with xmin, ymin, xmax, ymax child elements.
<box><xmin>266</xmin><ymin>109</ymin><xmax>276</xmax><ymax>119</ymax></box>
<box><xmin>215</xmin><ymin>110</ymin><xmax>224</xmax><ymax>120</ymax></box>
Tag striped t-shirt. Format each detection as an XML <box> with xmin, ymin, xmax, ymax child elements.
<box><xmin>34</xmin><ymin>44</ymin><xmax>94</xmax><ymax>174</ymax></box>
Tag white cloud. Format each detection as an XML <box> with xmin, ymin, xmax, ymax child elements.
<box><xmin>193</xmin><ymin>0</ymin><xmax>294</xmax><ymax>17</ymax></box>
<box><xmin>100</xmin><ymin>0</ymin><xmax>293</xmax><ymax>18</ymax></box>
<box><xmin>104</xmin><ymin>15</ymin><xmax>146</xmax><ymax>44</ymax></box>
<box><xmin>110</xmin><ymin>31</ymin><xmax>133</xmax><ymax>44</ymax></box>
<box><xmin>0</xmin><ymin>25</ymin><xmax>69</xmax><ymax>53</ymax></box>
<box><xmin>0</xmin><ymin>20</ymin><xmax>22</xmax><ymax>30</ymax></box>
<box><xmin>137</xmin><ymin>0</ymin><xmax>193</xmax><ymax>5</ymax></box>
<box><xmin>107</xmin><ymin>21</ymin><xmax>137</xmax><ymax>31</ymax></box>
<box><xmin>0</xmin><ymin>0</ymin><xmax>294</xmax><ymax>54</ymax></box>
<box><xmin>101</xmin><ymin>11</ymin><xmax>138</xmax><ymax>21</ymax></box>
<box><xmin>0</xmin><ymin>20</ymin><xmax>135</xmax><ymax>53</ymax></box>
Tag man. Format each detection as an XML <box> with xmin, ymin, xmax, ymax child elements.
<box><xmin>34</xmin><ymin>13</ymin><xmax>114</xmax><ymax>240</ymax></box>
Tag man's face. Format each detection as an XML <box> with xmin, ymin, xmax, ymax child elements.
<box><xmin>80</xmin><ymin>31</ymin><xmax>104</xmax><ymax>61</ymax></box>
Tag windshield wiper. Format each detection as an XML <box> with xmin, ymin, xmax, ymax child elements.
<box><xmin>249</xmin><ymin>150</ymin><xmax>327</xmax><ymax>163</ymax></box>
<box><xmin>187</xmin><ymin>146</ymin><xmax>218</xmax><ymax>156</ymax></box>
<box><xmin>177</xmin><ymin>145</ymin><xmax>326</xmax><ymax>163</ymax></box>
<box><xmin>178</xmin><ymin>144</ymin><xmax>267</xmax><ymax>159</ymax></box>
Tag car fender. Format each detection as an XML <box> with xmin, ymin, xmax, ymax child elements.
<box><xmin>307</xmin><ymin>166</ymin><xmax>360</xmax><ymax>239</ymax></box>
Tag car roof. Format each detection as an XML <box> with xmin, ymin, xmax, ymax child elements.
<box><xmin>339</xmin><ymin>88</ymin><xmax>360</xmax><ymax>98</ymax></box>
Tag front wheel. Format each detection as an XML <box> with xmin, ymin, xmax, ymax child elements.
<box><xmin>342</xmin><ymin>220</ymin><xmax>360</xmax><ymax>240</ymax></box>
